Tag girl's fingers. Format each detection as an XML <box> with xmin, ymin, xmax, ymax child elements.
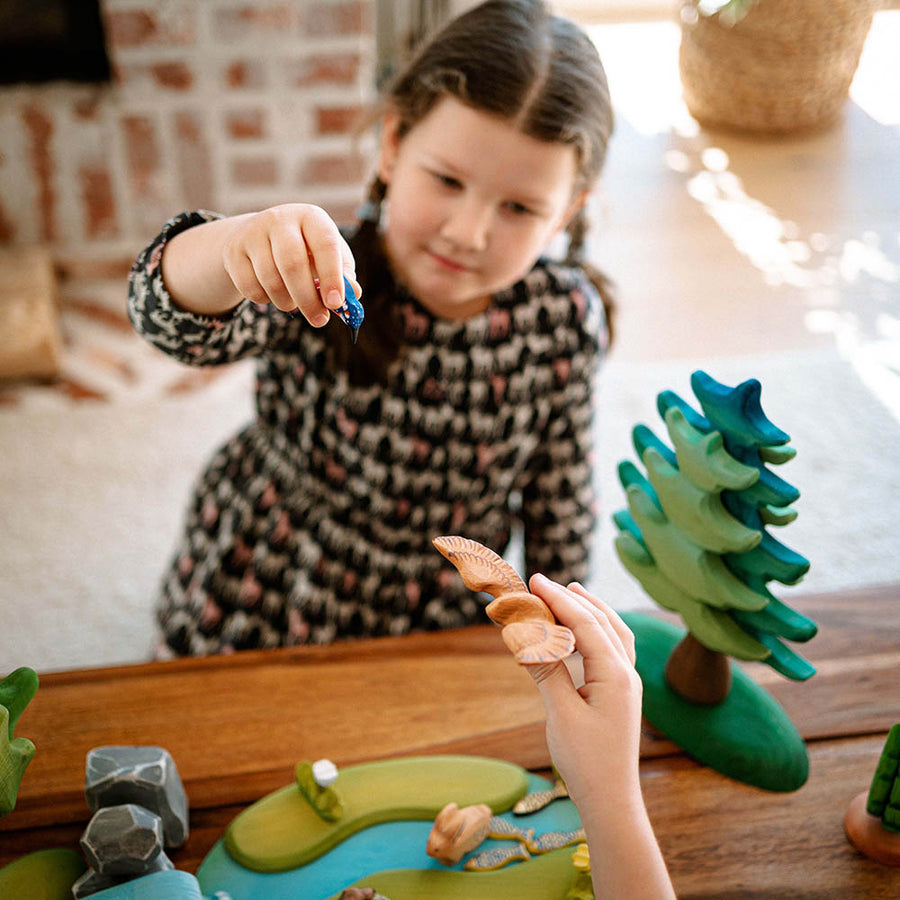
<box><xmin>249</xmin><ymin>240</ymin><xmax>299</xmax><ymax>313</ymax></box>
<box><xmin>528</xmin><ymin>658</ymin><xmax>582</xmax><ymax>718</ymax></box>
<box><xmin>567</xmin><ymin>582</ymin><xmax>636</xmax><ymax>666</ymax></box>
<box><xmin>269</xmin><ymin>232</ymin><xmax>327</xmax><ymax>323</ymax></box>
<box><xmin>529</xmin><ymin>574</ymin><xmax>626</xmax><ymax>670</ymax></box>
<box><xmin>300</xmin><ymin>210</ymin><xmax>358</xmax><ymax>312</ymax></box>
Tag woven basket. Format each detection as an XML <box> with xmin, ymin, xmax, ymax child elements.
<box><xmin>678</xmin><ymin>0</ymin><xmax>880</xmax><ymax>133</ymax></box>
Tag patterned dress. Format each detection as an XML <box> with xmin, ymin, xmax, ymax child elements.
<box><xmin>128</xmin><ymin>211</ymin><xmax>609</xmax><ymax>656</ymax></box>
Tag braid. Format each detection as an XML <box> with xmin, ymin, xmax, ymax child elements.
<box><xmin>327</xmin><ymin>176</ymin><xmax>404</xmax><ymax>386</ymax></box>
<box><xmin>564</xmin><ymin>205</ymin><xmax>616</xmax><ymax>346</ymax></box>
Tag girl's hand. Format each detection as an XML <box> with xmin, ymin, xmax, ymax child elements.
<box><xmin>526</xmin><ymin>574</ymin><xmax>643</xmax><ymax>809</ymax></box>
<box><xmin>222</xmin><ymin>204</ymin><xmax>359</xmax><ymax>327</ymax></box>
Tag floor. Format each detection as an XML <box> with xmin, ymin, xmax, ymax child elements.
<box><xmin>1</xmin><ymin>11</ymin><xmax>898</xmax><ymax>672</ymax></box>
<box><xmin>585</xmin><ymin>13</ymin><xmax>900</xmax><ymax>373</ymax></box>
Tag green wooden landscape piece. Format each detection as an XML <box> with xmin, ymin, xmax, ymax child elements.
<box><xmin>0</xmin><ymin>667</ymin><xmax>38</xmax><ymax>816</ymax></box>
<box><xmin>866</xmin><ymin>723</ymin><xmax>900</xmax><ymax>832</ymax></box>
<box><xmin>326</xmin><ymin>846</ymin><xmax>579</xmax><ymax>900</ymax></box>
<box><xmin>613</xmin><ymin>371</ymin><xmax>817</xmax><ymax>790</ymax></box>
<box><xmin>225</xmin><ymin>755</ymin><xmax>529</xmax><ymax>873</ymax></box>
<box><xmin>0</xmin><ymin>848</ymin><xmax>86</xmax><ymax>899</ymax></box>
<box><xmin>621</xmin><ymin>612</ymin><xmax>809</xmax><ymax>792</ymax></box>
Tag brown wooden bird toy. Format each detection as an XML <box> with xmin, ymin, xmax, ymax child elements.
<box><xmin>432</xmin><ymin>536</ymin><xmax>575</xmax><ymax>666</ymax></box>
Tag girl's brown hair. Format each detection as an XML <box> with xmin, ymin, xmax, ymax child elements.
<box><xmin>333</xmin><ymin>0</ymin><xmax>615</xmax><ymax>384</ymax></box>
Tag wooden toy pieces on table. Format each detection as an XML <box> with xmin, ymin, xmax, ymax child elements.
<box><xmin>613</xmin><ymin>370</ymin><xmax>817</xmax><ymax>792</ymax></box>
<box><xmin>0</xmin><ymin>666</ymin><xmax>39</xmax><ymax>817</ymax></box>
<box><xmin>72</xmin><ymin>746</ymin><xmax>190</xmax><ymax>898</ymax></box>
<box><xmin>845</xmin><ymin>723</ymin><xmax>900</xmax><ymax>866</ymax></box>
<box><xmin>431</xmin><ymin>536</ymin><xmax>575</xmax><ymax>664</ymax></box>
<box><xmin>198</xmin><ymin>755</ymin><xmax>587</xmax><ymax>899</ymax></box>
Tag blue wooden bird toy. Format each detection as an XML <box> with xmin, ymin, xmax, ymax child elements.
<box><xmin>335</xmin><ymin>275</ymin><xmax>364</xmax><ymax>344</ymax></box>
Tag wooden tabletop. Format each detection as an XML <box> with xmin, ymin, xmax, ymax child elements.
<box><xmin>2</xmin><ymin>583</ymin><xmax>899</xmax><ymax>897</ymax></box>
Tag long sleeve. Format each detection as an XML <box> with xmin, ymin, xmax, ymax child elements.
<box><xmin>127</xmin><ymin>211</ymin><xmax>273</xmax><ymax>366</ymax></box>
<box><xmin>519</xmin><ymin>268</ymin><xmax>607</xmax><ymax>585</ymax></box>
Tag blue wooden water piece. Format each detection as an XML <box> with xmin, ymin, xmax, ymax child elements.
<box><xmin>197</xmin><ymin>772</ymin><xmax>581</xmax><ymax>900</ymax></box>
<box><xmin>83</xmin><ymin>869</ymin><xmax>205</xmax><ymax>899</ymax></box>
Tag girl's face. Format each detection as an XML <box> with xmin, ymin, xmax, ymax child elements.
<box><xmin>378</xmin><ymin>96</ymin><xmax>585</xmax><ymax>319</ymax></box>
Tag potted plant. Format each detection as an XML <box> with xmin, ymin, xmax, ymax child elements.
<box><xmin>678</xmin><ymin>0</ymin><xmax>881</xmax><ymax>132</ymax></box>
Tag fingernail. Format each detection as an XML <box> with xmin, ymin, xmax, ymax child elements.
<box><xmin>311</xmin><ymin>312</ymin><xmax>329</xmax><ymax>327</ymax></box>
<box><xmin>532</xmin><ymin>573</ymin><xmax>550</xmax><ymax>587</ymax></box>
<box><xmin>327</xmin><ymin>289</ymin><xmax>343</xmax><ymax>309</ymax></box>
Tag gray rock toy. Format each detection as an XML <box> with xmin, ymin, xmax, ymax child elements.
<box><xmin>85</xmin><ymin>745</ymin><xmax>189</xmax><ymax>847</ymax></box>
<box><xmin>80</xmin><ymin>803</ymin><xmax>164</xmax><ymax>876</ymax></box>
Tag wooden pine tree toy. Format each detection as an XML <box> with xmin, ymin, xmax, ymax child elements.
<box><xmin>613</xmin><ymin>370</ymin><xmax>817</xmax><ymax>791</ymax></box>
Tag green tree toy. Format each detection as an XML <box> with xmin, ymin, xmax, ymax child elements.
<box><xmin>845</xmin><ymin>723</ymin><xmax>900</xmax><ymax>865</ymax></box>
<box><xmin>614</xmin><ymin>370</ymin><xmax>816</xmax><ymax>791</ymax></box>
<box><xmin>0</xmin><ymin>667</ymin><xmax>39</xmax><ymax>817</ymax></box>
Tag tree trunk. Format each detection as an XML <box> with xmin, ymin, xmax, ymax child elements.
<box><xmin>665</xmin><ymin>632</ymin><xmax>732</xmax><ymax>705</ymax></box>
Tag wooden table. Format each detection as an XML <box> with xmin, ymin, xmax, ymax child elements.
<box><xmin>2</xmin><ymin>584</ymin><xmax>899</xmax><ymax>897</ymax></box>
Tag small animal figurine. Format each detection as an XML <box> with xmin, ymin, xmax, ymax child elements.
<box><xmin>314</xmin><ymin>275</ymin><xmax>364</xmax><ymax>343</ymax></box>
<box><xmin>335</xmin><ymin>275</ymin><xmax>364</xmax><ymax>344</ymax></box>
<box><xmin>425</xmin><ymin>802</ymin><xmax>493</xmax><ymax>866</ymax></box>
<box><xmin>432</xmin><ymin>536</ymin><xmax>575</xmax><ymax>665</ymax></box>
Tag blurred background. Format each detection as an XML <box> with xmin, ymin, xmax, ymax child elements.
<box><xmin>1</xmin><ymin>0</ymin><xmax>898</xmax><ymax>671</ymax></box>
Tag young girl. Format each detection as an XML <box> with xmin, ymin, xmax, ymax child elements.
<box><xmin>128</xmin><ymin>0</ymin><xmax>615</xmax><ymax>657</ymax></box>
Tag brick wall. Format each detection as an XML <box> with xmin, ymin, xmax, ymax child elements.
<box><xmin>0</xmin><ymin>0</ymin><xmax>377</xmax><ymax>277</ymax></box>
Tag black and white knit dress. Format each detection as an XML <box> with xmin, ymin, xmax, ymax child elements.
<box><xmin>128</xmin><ymin>211</ymin><xmax>609</xmax><ymax>656</ymax></box>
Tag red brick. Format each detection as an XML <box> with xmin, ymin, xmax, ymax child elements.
<box><xmin>79</xmin><ymin>164</ymin><xmax>119</xmax><ymax>239</ymax></box>
<box><xmin>321</xmin><ymin>199</ymin><xmax>361</xmax><ymax>226</ymax></box>
<box><xmin>105</xmin><ymin>8</ymin><xmax>196</xmax><ymax>49</ymax></box>
<box><xmin>73</xmin><ymin>96</ymin><xmax>102</xmax><ymax>121</ymax></box>
<box><xmin>304</xmin><ymin>1</ymin><xmax>370</xmax><ymax>37</ymax></box>
<box><xmin>299</xmin><ymin>152</ymin><xmax>367</xmax><ymax>185</ymax></box>
<box><xmin>174</xmin><ymin>111</ymin><xmax>215</xmax><ymax>209</ymax></box>
<box><xmin>21</xmin><ymin>105</ymin><xmax>57</xmax><ymax>243</ymax></box>
<box><xmin>105</xmin><ymin>10</ymin><xmax>158</xmax><ymax>47</ymax></box>
<box><xmin>115</xmin><ymin>62</ymin><xmax>193</xmax><ymax>93</ymax></box>
<box><xmin>230</xmin><ymin>156</ymin><xmax>279</xmax><ymax>187</ymax></box>
<box><xmin>290</xmin><ymin>53</ymin><xmax>360</xmax><ymax>87</ymax></box>
<box><xmin>224</xmin><ymin>60</ymin><xmax>268</xmax><ymax>90</ymax></box>
<box><xmin>224</xmin><ymin>109</ymin><xmax>267</xmax><ymax>140</ymax></box>
<box><xmin>213</xmin><ymin>5</ymin><xmax>298</xmax><ymax>40</ymax></box>
<box><xmin>151</xmin><ymin>62</ymin><xmax>194</xmax><ymax>91</ymax></box>
<box><xmin>316</xmin><ymin>105</ymin><xmax>364</xmax><ymax>135</ymax></box>
<box><xmin>122</xmin><ymin>116</ymin><xmax>160</xmax><ymax>193</ymax></box>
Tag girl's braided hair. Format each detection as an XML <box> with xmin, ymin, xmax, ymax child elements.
<box><xmin>331</xmin><ymin>0</ymin><xmax>615</xmax><ymax>384</ymax></box>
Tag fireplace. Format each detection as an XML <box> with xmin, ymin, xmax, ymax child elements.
<box><xmin>0</xmin><ymin>0</ymin><xmax>110</xmax><ymax>85</ymax></box>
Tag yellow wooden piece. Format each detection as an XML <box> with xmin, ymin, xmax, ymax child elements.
<box><xmin>0</xmin><ymin>848</ymin><xmax>85</xmax><ymax>899</ymax></box>
<box><xmin>225</xmin><ymin>755</ymin><xmax>529</xmax><ymax>873</ymax></box>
